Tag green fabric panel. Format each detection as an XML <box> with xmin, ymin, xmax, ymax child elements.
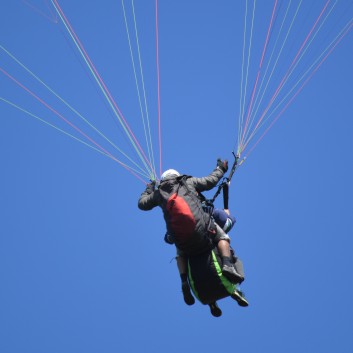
<box><xmin>187</xmin><ymin>260</ymin><xmax>201</xmax><ymax>302</ymax></box>
<box><xmin>211</xmin><ymin>251</ymin><xmax>236</xmax><ymax>295</ymax></box>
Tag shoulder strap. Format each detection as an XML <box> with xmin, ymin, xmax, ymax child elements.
<box><xmin>178</xmin><ymin>175</ymin><xmax>192</xmax><ymax>194</ymax></box>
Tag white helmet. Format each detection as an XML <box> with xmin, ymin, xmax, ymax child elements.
<box><xmin>160</xmin><ymin>169</ymin><xmax>180</xmax><ymax>181</ymax></box>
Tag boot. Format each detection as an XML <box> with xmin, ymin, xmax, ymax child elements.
<box><xmin>182</xmin><ymin>282</ymin><xmax>195</xmax><ymax>306</ymax></box>
<box><xmin>231</xmin><ymin>288</ymin><xmax>249</xmax><ymax>307</ymax></box>
<box><xmin>222</xmin><ymin>264</ymin><xmax>244</xmax><ymax>283</ymax></box>
<box><xmin>209</xmin><ymin>302</ymin><xmax>222</xmax><ymax>317</ymax></box>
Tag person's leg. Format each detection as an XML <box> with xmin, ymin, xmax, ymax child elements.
<box><xmin>176</xmin><ymin>254</ymin><xmax>188</xmax><ymax>275</ymax></box>
<box><xmin>217</xmin><ymin>239</ymin><xmax>231</xmax><ymax>257</ymax></box>
<box><xmin>214</xmin><ymin>224</ymin><xmax>243</xmax><ymax>283</ymax></box>
<box><xmin>176</xmin><ymin>251</ymin><xmax>195</xmax><ymax>306</ymax></box>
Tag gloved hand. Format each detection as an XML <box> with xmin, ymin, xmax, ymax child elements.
<box><xmin>145</xmin><ymin>180</ymin><xmax>156</xmax><ymax>194</ymax></box>
<box><xmin>217</xmin><ymin>158</ymin><xmax>228</xmax><ymax>173</ymax></box>
<box><xmin>164</xmin><ymin>233</ymin><xmax>175</xmax><ymax>245</ymax></box>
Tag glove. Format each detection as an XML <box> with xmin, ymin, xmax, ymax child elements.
<box><xmin>145</xmin><ymin>180</ymin><xmax>156</xmax><ymax>194</ymax></box>
<box><xmin>164</xmin><ymin>233</ymin><xmax>175</xmax><ymax>245</ymax></box>
<box><xmin>217</xmin><ymin>158</ymin><xmax>228</xmax><ymax>173</ymax></box>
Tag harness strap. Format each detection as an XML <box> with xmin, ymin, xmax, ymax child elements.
<box><xmin>223</xmin><ymin>183</ymin><xmax>229</xmax><ymax>210</ymax></box>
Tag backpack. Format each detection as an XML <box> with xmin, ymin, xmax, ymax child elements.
<box><xmin>159</xmin><ymin>176</ymin><xmax>213</xmax><ymax>255</ymax></box>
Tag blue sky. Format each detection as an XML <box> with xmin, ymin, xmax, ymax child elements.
<box><xmin>1</xmin><ymin>1</ymin><xmax>353</xmax><ymax>353</ymax></box>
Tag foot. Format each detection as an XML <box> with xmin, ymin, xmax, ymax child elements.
<box><xmin>209</xmin><ymin>302</ymin><xmax>222</xmax><ymax>317</ymax></box>
<box><xmin>182</xmin><ymin>282</ymin><xmax>195</xmax><ymax>306</ymax></box>
<box><xmin>231</xmin><ymin>289</ymin><xmax>249</xmax><ymax>307</ymax></box>
<box><xmin>222</xmin><ymin>265</ymin><xmax>244</xmax><ymax>283</ymax></box>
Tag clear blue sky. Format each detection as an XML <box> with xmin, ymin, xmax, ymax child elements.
<box><xmin>1</xmin><ymin>1</ymin><xmax>353</xmax><ymax>353</ymax></box>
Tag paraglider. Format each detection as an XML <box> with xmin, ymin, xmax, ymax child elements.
<box><xmin>138</xmin><ymin>157</ymin><xmax>248</xmax><ymax>316</ymax></box>
<box><xmin>1</xmin><ymin>1</ymin><xmax>352</xmax><ymax>318</ymax></box>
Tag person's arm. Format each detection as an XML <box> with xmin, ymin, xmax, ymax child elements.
<box><xmin>190</xmin><ymin>159</ymin><xmax>228</xmax><ymax>192</ymax></box>
<box><xmin>138</xmin><ymin>182</ymin><xmax>159</xmax><ymax>210</ymax></box>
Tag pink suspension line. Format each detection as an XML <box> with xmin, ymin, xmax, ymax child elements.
<box><xmin>243</xmin><ymin>18</ymin><xmax>353</xmax><ymax>157</ymax></box>
<box><xmin>0</xmin><ymin>67</ymin><xmax>146</xmax><ymax>183</ymax></box>
<box><xmin>240</xmin><ymin>0</ymin><xmax>279</xmax><ymax>151</ymax></box>
<box><xmin>248</xmin><ymin>0</ymin><xmax>332</xmax><ymax>143</ymax></box>
<box><xmin>22</xmin><ymin>0</ymin><xmax>58</xmax><ymax>23</ymax></box>
<box><xmin>52</xmin><ymin>0</ymin><xmax>155</xmax><ymax>176</ymax></box>
<box><xmin>155</xmin><ymin>0</ymin><xmax>163</xmax><ymax>177</ymax></box>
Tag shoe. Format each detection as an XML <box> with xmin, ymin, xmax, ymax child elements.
<box><xmin>231</xmin><ymin>289</ymin><xmax>249</xmax><ymax>307</ymax></box>
<box><xmin>222</xmin><ymin>265</ymin><xmax>244</xmax><ymax>283</ymax></box>
<box><xmin>209</xmin><ymin>302</ymin><xmax>222</xmax><ymax>317</ymax></box>
<box><xmin>182</xmin><ymin>282</ymin><xmax>195</xmax><ymax>306</ymax></box>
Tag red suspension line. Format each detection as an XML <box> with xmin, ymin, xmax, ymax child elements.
<box><xmin>52</xmin><ymin>0</ymin><xmax>155</xmax><ymax>175</ymax></box>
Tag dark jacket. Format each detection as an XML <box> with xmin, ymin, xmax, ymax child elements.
<box><xmin>138</xmin><ymin>167</ymin><xmax>224</xmax><ymax>255</ymax></box>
